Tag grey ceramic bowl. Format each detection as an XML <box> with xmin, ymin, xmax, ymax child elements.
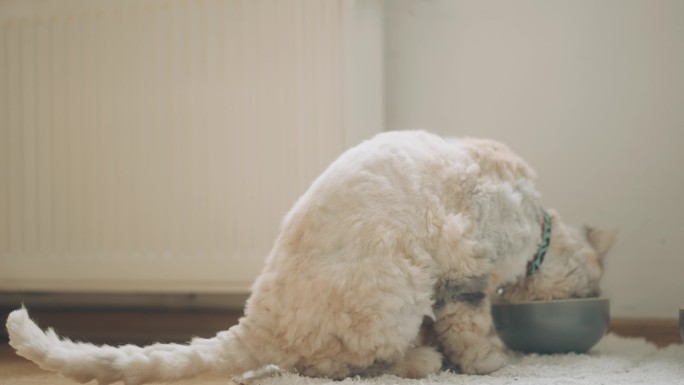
<box><xmin>491</xmin><ymin>297</ymin><xmax>609</xmax><ymax>354</ymax></box>
<box><xmin>680</xmin><ymin>307</ymin><xmax>683</xmax><ymax>342</ymax></box>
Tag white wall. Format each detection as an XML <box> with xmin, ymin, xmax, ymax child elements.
<box><xmin>2</xmin><ymin>0</ymin><xmax>681</xmax><ymax>318</ymax></box>
<box><xmin>387</xmin><ymin>0</ymin><xmax>684</xmax><ymax>318</ymax></box>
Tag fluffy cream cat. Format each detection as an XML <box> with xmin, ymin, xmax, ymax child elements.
<box><xmin>6</xmin><ymin>130</ymin><xmax>616</xmax><ymax>384</ymax></box>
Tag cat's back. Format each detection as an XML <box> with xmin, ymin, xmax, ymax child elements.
<box><xmin>325</xmin><ymin>130</ymin><xmax>458</xmax><ymax>179</ymax></box>
<box><xmin>277</xmin><ymin>131</ymin><xmax>538</xmax><ymax>255</ymax></box>
<box><xmin>275</xmin><ymin>130</ymin><xmax>460</xmax><ymax>261</ymax></box>
<box><xmin>446</xmin><ymin>137</ymin><xmax>536</xmax><ymax>183</ymax></box>
<box><xmin>331</xmin><ymin>131</ymin><xmax>534</xmax><ymax>184</ymax></box>
<box><xmin>307</xmin><ymin>130</ymin><xmax>463</xmax><ymax>197</ymax></box>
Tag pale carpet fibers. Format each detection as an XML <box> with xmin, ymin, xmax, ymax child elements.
<box><xmin>1</xmin><ymin>334</ymin><xmax>682</xmax><ymax>385</ymax></box>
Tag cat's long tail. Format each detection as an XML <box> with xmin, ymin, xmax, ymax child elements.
<box><xmin>6</xmin><ymin>307</ymin><xmax>262</xmax><ymax>385</ymax></box>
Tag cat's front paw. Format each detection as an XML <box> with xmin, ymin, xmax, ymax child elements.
<box><xmin>457</xmin><ymin>343</ymin><xmax>506</xmax><ymax>375</ymax></box>
<box><xmin>389</xmin><ymin>346</ymin><xmax>443</xmax><ymax>379</ymax></box>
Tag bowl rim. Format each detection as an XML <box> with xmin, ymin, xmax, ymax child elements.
<box><xmin>492</xmin><ymin>297</ymin><xmax>609</xmax><ymax>306</ymax></box>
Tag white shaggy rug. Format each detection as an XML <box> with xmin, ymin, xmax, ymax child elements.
<box><xmin>242</xmin><ymin>334</ymin><xmax>684</xmax><ymax>385</ymax></box>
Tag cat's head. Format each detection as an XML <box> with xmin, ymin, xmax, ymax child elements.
<box><xmin>496</xmin><ymin>210</ymin><xmax>617</xmax><ymax>302</ymax></box>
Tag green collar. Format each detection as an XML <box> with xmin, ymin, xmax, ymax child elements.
<box><xmin>527</xmin><ymin>210</ymin><xmax>552</xmax><ymax>275</ymax></box>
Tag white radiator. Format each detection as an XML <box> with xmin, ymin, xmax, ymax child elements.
<box><xmin>0</xmin><ymin>0</ymin><xmax>383</xmax><ymax>293</ymax></box>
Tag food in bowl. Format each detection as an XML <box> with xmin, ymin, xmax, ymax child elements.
<box><xmin>491</xmin><ymin>297</ymin><xmax>609</xmax><ymax>354</ymax></box>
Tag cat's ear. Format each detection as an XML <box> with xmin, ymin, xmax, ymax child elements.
<box><xmin>584</xmin><ymin>227</ymin><xmax>618</xmax><ymax>259</ymax></box>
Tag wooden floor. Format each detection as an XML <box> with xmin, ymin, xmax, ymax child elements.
<box><xmin>609</xmin><ymin>318</ymin><xmax>681</xmax><ymax>348</ymax></box>
<box><xmin>0</xmin><ymin>308</ymin><xmax>680</xmax><ymax>384</ymax></box>
<box><xmin>2</xmin><ymin>307</ymin><xmax>680</xmax><ymax>346</ymax></box>
<box><xmin>1</xmin><ymin>308</ymin><xmax>243</xmax><ymax>346</ymax></box>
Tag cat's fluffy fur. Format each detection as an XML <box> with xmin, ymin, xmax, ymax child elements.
<box><xmin>6</xmin><ymin>131</ymin><xmax>616</xmax><ymax>384</ymax></box>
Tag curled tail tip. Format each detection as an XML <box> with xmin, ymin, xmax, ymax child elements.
<box><xmin>6</xmin><ymin>306</ymin><xmax>31</xmax><ymax>337</ymax></box>
<box><xmin>6</xmin><ymin>306</ymin><xmax>52</xmax><ymax>359</ymax></box>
